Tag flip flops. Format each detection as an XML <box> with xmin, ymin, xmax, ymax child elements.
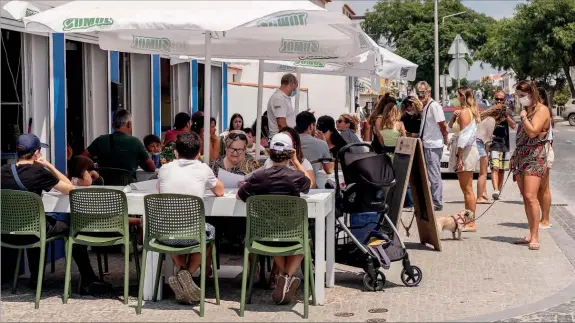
<box><xmin>528</xmin><ymin>242</ymin><xmax>540</xmax><ymax>250</ymax></box>
<box><xmin>513</xmin><ymin>237</ymin><xmax>531</xmax><ymax>245</ymax></box>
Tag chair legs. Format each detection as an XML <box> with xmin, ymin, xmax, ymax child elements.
<box><xmin>96</xmin><ymin>251</ymin><xmax>104</xmax><ymax>281</ymax></box>
<box><xmin>50</xmin><ymin>241</ymin><xmax>56</xmax><ymax>273</ymax></box>
<box><xmin>239</xmin><ymin>247</ymin><xmax>250</xmax><ymax>317</ymax></box>
<box><xmin>123</xmin><ymin>239</ymin><xmax>129</xmax><ymax>305</ymax></box>
<box><xmin>199</xmin><ymin>242</ymin><xmax>207</xmax><ymax>318</ymax></box>
<box><xmin>303</xmin><ymin>248</ymin><xmax>310</xmax><ymax>319</ymax></box>
<box><xmin>211</xmin><ymin>242</ymin><xmax>220</xmax><ymax>305</ymax></box>
<box><xmin>12</xmin><ymin>249</ymin><xmax>23</xmax><ymax>294</ymax></box>
<box><xmin>136</xmin><ymin>248</ymin><xmax>148</xmax><ymax>314</ymax></box>
<box><xmin>131</xmin><ymin>232</ymin><xmax>141</xmax><ymax>281</ymax></box>
<box><xmin>35</xmin><ymin>244</ymin><xmax>46</xmax><ymax>309</ymax></box>
<box><xmin>152</xmin><ymin>254</ymin><xmax>165</xmax><ymax>302</ymax></box>
<box><xmin>246</xmin><ymin>254</ymin><xmax>258</xmax><ymax>304</ymax></box>
<box><xmin>62</xmin><ymin>240</ymin><xmax>74</xmax><ymax>304</ymax></box>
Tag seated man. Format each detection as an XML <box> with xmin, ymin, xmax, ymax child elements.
<box><xmin>1</xmin><ymin>134</ymin><xmax>106</xmax><ymax>294</ymax></box>
<box><xmin>157</xmin><ymin>131</ymin><xmax>224</xmax><ymax>304</ymax></box>
<box><xmin>82</xmin><ymin>109</ymin><xmax>155</xmax><ymax>175</ymax></box>
<box><xmin>237</xmin><ymin>133</ymin><xmax>312</xmax><ymax>305</ymax></box>
<box><xmin>295</xmin><ymin>111</ymin><xmax>333</xmax><ymax>177</ymax></box>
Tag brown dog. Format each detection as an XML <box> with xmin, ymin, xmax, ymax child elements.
<box><xmin>435</xmin><ymin>210</ymin><xmax>475</xmax><ymax>240</ymax></box>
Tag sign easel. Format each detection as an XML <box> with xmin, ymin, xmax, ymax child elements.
<box><xmin>387</xmin><ymin>137</ymin><xmax>442</xmax><ymax>251</ymax></box>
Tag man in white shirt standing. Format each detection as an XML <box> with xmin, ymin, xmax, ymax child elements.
<box><xmin>417</xmin><ymin>81</ymin><xmax>448</xmax><ymax>211</ymax></box>
<box><xmin>267</xmin><ymin>73</ymin><xmax>298</xmax><ymax>138</ymax></box>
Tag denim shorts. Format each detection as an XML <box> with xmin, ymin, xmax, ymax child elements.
<box><xmin>476</xmin><ymin>139</ymin><xmax>487</xmax><ymax>158</ymax></box>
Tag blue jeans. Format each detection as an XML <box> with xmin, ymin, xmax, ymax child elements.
<box><xmin>403</xmin><ymin>186</ymin><xmax>414</xmax><ymax>208</ymax></box>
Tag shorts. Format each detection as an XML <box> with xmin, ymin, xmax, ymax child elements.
<box><xmin>158</xmin><ymin>223</ymin><xmax>215</xmax><ymax>247</ymax></box>
<box><xmin>476</xmin><ymin>139</ymin><xmax>487</xmax><ymax>158</ymax></box>
<box><xmin>490</xmin><ymin>151</ymin><xmax>510</xmax><ymax>171</ymax></box>
<box><xmin>546</xmin><ymin>144</ymin><xmax>554</xmax><ymax>169</ymax></box>
<box><xmin>449</xmin><ymin>140</ymin><xmax>479</xmax><ymax>172</ymax></box>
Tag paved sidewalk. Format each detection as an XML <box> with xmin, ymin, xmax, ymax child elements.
<box><xmin>2</xmin><ymin>180</ymin><xmax>574</xmax><ymax>322</ymax></box>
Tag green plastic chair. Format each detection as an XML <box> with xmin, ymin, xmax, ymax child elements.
<box><xmin>63</xmin><ymin>188</ymin><xmax>131</xmax><ymax>304</ymax></box>
<box><xmin>0</xmin><ymin>189</ymin><xmax>67</xmax><ymax>309</ymax></box>
<box><xmin>94</xmin><ymin>167</ymin><xmax>135</xmax><ymax>186</ymax></box>
<box><xmin>137</xmin><ymin>194</ymin><xmax>220</xmax><ymax>316</ymax></box>
<box><xmin>240</xmin><ymin>195</ymin><xmax>315</xmax><ymax>318</ymax></box>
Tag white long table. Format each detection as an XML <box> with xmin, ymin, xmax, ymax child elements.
<box><xmin>42</xmin><ymin>187</ymin><xmax>335</xmax><ymax>305</ymax></box>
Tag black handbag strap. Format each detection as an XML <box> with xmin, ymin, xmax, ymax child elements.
<box><xmin>419</xmin><ymin>100</ymin><xmax>433</xmax><ymax>140</ymax></box>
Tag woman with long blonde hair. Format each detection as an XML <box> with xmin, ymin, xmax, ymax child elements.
<box><xmin>376</xmin><ymin>102</ymin><xmax>407</xmax><ymax>159</ymax></box>
<box><xmin>449</xmin><ymin>87</ymin><xmax>481</xmax><ymax>231</ymax></box>
<box><xmin>510</xmin><ymin>80</ymin><xmax>551</xmax><ymax>250</ymax></box>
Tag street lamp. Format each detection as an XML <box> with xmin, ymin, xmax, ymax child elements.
<box><xmin>434</xmin><ymin>5</ymin><xmax>469</xmax><ymax>101</ymax></box>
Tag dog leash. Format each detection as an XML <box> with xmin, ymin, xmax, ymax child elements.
<box><xmin>467</xmin><ymin>170</ymin><xmax>514</xmax><ymax>223</ymax></box>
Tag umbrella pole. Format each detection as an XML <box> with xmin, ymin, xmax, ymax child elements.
<box><xmin>203</xmin><ymin>32</ymin><xmax>212</xmax><ymax>163</ymax></box>
<box><xmin>294</xmin><ymin>68</ymin><xmax>301</xmax><ymax>113</ymax></box>
<box><xmin>255</xmin><ymin>59</ymin><xmax>264</xmax><ymax>157</ymax></box>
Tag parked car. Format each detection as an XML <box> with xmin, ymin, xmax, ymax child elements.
<box><xmin>440</xmin><ymin>107</ymin><xmax>490</xmax><ymax>174</ymax></box>
<box><xmin>561</xmin><ymin>98</ymin><xmax>575</xmax><ymax>126</ymax></box>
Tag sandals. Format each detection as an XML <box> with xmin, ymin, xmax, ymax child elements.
<box><xmin>528</xmin><ymin>242</ymin><xmax>540</xmax><ymax>250</ymax></box>
<box><xmin>476</xmin><ymin>199</ymin><xmax>492</xmax><ymax>205</ymax></box>
<box><xmin>513</xmin><ymin>237</ymin><xmax>531</xmax><ymax>245</ymax></box>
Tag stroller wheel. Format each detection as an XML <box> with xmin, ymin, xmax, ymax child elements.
<box><xmin>363</xmin><ymin>271</ymin><xmax>386</xmax><ymax>291</ymax></box>
<box><xmin>400</xmin><ymin>266</ymin><xmax>422</xmax><ymax>287</ymax></box>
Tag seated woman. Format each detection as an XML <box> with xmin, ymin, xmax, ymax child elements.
<box><xmin>237</xmin><ymin>133</ymin><xmax>312</xmax><ymax>305</ymax></box>
<box><xmin>67</xmin><ymin>155</ymin><xmax>101</xmax><ymax>186</ymax></box>
<box><xmin>158</xmin><ymin>132</ymin><xmax>224</xmax><ymax>304</ymax></box>
<box><xmin>210</xmin><ymin>130</ymin><xmax>260</xmax><ymax>178</ymax></box>
<box><xmin>316</xmin><ymin>116</ymin><xmax>348</xmax><ymax>158</ymax></box>
<box><xmin>337</xmin><ymin>113</ymin><xmax>363</xmax><ymax>146</ymax></box>
<box><xmin>264</xmin><ymin>127</ymin><xmax>316</xmax><ymax>188</ymax></box>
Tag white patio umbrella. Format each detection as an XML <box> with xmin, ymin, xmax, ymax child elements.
<box><xmin>172</xmin><ymin>34</ymin><xmax>417</xmax><ymax>81</ymax></box>
<box><xmin>6</xmin><ymin>0</ymin><xmax>370</xmax><ymax>161</ymax></box>
<box><xmin>171</xmin><ymin>36</ymin><xmax>418</xmax><ymax>156</ymax></box>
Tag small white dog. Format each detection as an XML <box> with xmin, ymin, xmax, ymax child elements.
<box><xmin>435</xmin><ymin>210</ymin><xmax>475</xmax><ymax>240</ymax></box>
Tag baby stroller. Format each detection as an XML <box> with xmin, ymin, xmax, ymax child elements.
<box><xmin>333</xmin><ymin>143</ymin><xmax>422</xmax><ymax>291</ymax></box>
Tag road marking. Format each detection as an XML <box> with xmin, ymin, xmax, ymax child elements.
<box><xmin>566</xmin><ymin>140</ymin><xmax>573</xmax><ymax>144</ymax></box>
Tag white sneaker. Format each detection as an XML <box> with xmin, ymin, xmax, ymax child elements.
<box><xmin>492</xmin><ymin>190</ymin><xmax>500</xmax><ymax>200</ymax></box>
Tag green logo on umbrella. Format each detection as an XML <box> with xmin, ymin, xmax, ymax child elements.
<box><xmin>25</xmin><ymin>8</ymin><xmax>39</xmax><ymax>17</ymax></box>
<box><xmin>62</xmin><ymin>18</ymin><xmax>114</xmax><ymax>31</ymax></box>
<box><xmin>257</xmin><ymin>13</ymin><xmax>307</xmax><ymax>27</ymax></box>
<box><xmin>131</xmin><ymin>36</ymin><xmax>171</xmax><ymax>52</ymax></box>
<box><xmin>279</xmin><ymin>39</ymin><xmax>320</xmax><ymax>54</ymax></box>
<box><xmin>294</xmin><ymin>61</ymin><xmax>325</xmax><ymax>68</ymax></box>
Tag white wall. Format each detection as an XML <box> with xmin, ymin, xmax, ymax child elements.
<box><xmin>228</xmin><ymin>63</ymin><xmax>349</xmax><ymax>125</ymax></box>
<box><xmin>130</xmin><ymin>53</ymin><xmax>152</xmax><ymax>139</ymax></box>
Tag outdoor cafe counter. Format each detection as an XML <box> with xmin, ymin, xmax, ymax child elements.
<box><xmin>42</xmin><ymin>187</ymin><xmax>336</xmax><ymax>305</ymax></box>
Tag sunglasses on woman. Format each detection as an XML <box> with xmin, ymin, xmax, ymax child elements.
<box><xmin>336</xmin><ymin>118</ymin><xmax>348</xmax><ymax>124</ymax></box>
<box><xmin>227</xmin><ymin>131</ymin><xmax>247</xmax><ymax>141</ymax></box>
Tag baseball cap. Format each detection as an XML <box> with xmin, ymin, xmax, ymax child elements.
<box><xmin>16</xmin><ymin>134</ymin><xmax>49</xmax><ymax>154</ymax></box>
<box><xmin>269</xmin><ymin>133</ymin><xmax>293</xmax><ymax>152</ymax></box>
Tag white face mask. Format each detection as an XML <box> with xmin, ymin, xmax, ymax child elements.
<box><xmin>519</xmin><ymin>96</ymin><xmax>532</xmax><ymax>107</ymax></box>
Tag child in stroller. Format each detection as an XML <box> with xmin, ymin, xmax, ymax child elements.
<box><xmin>333</xmin><ymin>142</ymin><xmax>422</xmax><ymax>291</ymax></box>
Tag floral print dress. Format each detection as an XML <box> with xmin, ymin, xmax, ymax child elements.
<box><xmin>510</xmin><ymin>116</ymin><xmax>547</xmax><ymax>177</ymax></box>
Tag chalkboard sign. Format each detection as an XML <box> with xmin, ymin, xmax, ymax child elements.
<box><xmin>387</xmin><ymin>137</ymin><xmax>441</xmax><ymax>251</ymax></box>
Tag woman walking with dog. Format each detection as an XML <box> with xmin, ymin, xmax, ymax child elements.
<box><xmin>448</xmin><ymin>87</ymin><xmax>481</xmax><ymax>232</ymax></box>
<box><xmin>510</xmin><ymin>80</ymin><xmax>551</xmax><ymax>250</ymax></box>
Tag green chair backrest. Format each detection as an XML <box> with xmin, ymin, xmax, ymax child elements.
<box><xmin>69</xmin><ymin>188</ymin><xmax>128</xmax><ymax>236</ymax></box>
<box><xmin>245</xmin><ymin>195</ymin><xmax>308</xmax><ymax>244</ymax></box>
<box><xmin>0</xmin><ymin>190</ymin><xmax>45</xmax><ymax>240</ymax></box>
<box><xmin>94</xmin><ymin>167</ymin><xmax>135</xmax><ymax>186</ymax></box>
<box><xmin>143</xmin><ymin>194</ymin><xmax>206</xmax><ymax>243</ymax></box>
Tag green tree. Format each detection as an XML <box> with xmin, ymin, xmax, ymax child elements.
<box><xmin>476</xmin><ymin>0</ymin><xmax>575</xmax><ymax>100</ymax></box>
<box><xmin>554</xmin><ymin>84</ymin><xmax>571</xmax><ymax>106</ymax></box>
<box><xmin>362</xmin><ymin>0</ymin><xmax>495</xmax><ymax>89</ymax></box>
